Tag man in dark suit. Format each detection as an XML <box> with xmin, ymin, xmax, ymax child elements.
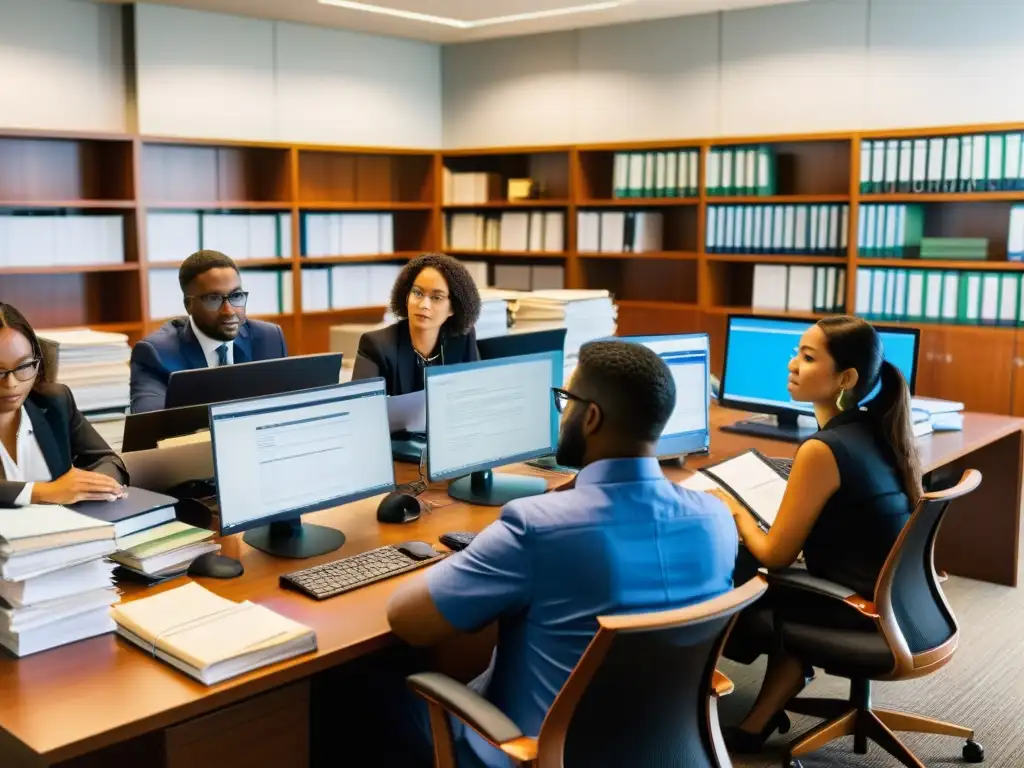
<box><xmin>129</xmin><ymin>250</ymin><xmax>288</xmax><ymax>413</ymax></box>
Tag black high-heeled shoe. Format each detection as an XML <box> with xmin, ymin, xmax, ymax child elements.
<box><xmin>721</xmin><ymin>711</ymin><xmax>792</xmax><ymax>754</ymax></box>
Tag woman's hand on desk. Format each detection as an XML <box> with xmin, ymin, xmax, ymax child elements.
<box><xmin>32</xmin><ymin>468</ymin><xmax>127</xmax><ymax>505</ymax></box>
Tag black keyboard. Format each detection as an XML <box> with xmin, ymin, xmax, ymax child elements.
<box><xmin>767</xmin><ymin>456</ymin><xmax>794</xmax><ymax>478</ymax></box>
<box><xmin>280</xmin><ymin>545</ymin><xmax>440</xmax><ymax>600</ymax></box>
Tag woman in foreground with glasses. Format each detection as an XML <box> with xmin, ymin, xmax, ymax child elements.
<box><xmin>0</xmin><ymin>304</ymin><xmax>127</xmax><ymax>507</ymax></box>
<box><xmin>352</xmin><ymin>253</ymin><xmax>482</xmax><ymax>396</ymax></box>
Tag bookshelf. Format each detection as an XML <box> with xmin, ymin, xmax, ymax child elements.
<box><xmin>6</xmin><ymin>122</ymin><xmax>1024</xmax><ymax>414</ymax></box>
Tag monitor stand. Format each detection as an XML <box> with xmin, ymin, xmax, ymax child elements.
<box><xmin>243</xmin><ymin>518</ymin><xmax>345</xmax><ymax>559</ymax></box>
<box><xmin>448</xmin><ymin>469</ymin><xmax>548</xmax><ymax>507</ymax></box>
<box><xmin>720</xmin><ymin>412</ymin><xmax>817</xmax><ymax>444</ymax></box>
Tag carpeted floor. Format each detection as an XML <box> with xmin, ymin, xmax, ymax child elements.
<box><xmin>719</xmin><ymin>576</ymin><xmax>1024</xmax><ymax>767</ymax></box>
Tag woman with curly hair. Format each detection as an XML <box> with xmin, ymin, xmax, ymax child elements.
<box><xmin>352</xmin><ymin>253</ymin><xmax>482</xmax><ymax>396</ymax></box>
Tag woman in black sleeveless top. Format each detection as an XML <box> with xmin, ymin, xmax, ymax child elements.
<box><xmin>714</xmin><ymin>316</ymin><xmax>921</xmax><ymax>753</ymax></box>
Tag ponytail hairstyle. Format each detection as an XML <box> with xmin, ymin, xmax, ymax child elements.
<box><xmin>816</xmin><ymin>316</ymin><xmax>922</xmax><ymax>506</ymax></box>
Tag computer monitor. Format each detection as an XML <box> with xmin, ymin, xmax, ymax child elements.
<box><xmin>477</xmin><ymin>327</ymin><xmax>568</xmax><ymax>361</ymax></box>
<box><xmin>209</xmin><ymin>379</ymin><xmax>394</xmax><ymax>559</ymax></box>
<box><xmin>719</xmin><ymin>314</ymin><xmax>921</xmax><ymax>443</ymax></box>
<box><xmin>425</xmin><ymin>350</ymin><xmax>562</xmax><ymax>507</ymax></box>
<box><xmin>122</xmin><ymin>402</ymin><xmax>209</xmax><ymax>452</ymax></box>
<box><xmin>165</xmin><ymin>352</ymin><xmax>342</xmax><ymax>409</ymax></box>
<box><xmin>615</xmin><ymin>333</ymin><xmax>711</xmax><ymax>460</ymax></box>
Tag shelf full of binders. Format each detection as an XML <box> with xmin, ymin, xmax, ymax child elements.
<box><xmin>705</xmin><ymin>203</ymin><xmax>848</xmax><ymax>257</ymax></box>
<box><xmin>146</xmin><ymin>210</ymin><xmax>292</xmax><ymax>264</ymax></box>
<box><xmin>609</xmin><ymin>147</ymin><xmax>701</xmax><ymax>200</ymax></box>
<box><xmin>147</xmin><ymin>266</ymin><xmax>293</xmax><ymax>320</ymax></box>
<box><xmin>860</xmin><ymin>132</ymin><xmax>1024</xmax><ymax>199</ymax></box>
<box><xmin>0</xmin><ymin>209</ymin><xmax>129</xmax><ymax>270</ymax></box>
<box><xmin>300</xmin><ymin>263</ymin><xmax>402</xmax><ymax>312</ymax></box>
<box><xmin>705</xmin><ymin>145</ymin><xmax>777</xmax><ymax>197</ymax></box>
<box><xmin>855</xmin><ymin>266</ymin><xmax>1023</xmax><ymax>327</ymax></box>
<box><xmin>444</xmin><ymin>210</ymin><xmax>565</xmax><ymax>254</ymax></box>
<box><xmin>748</xmin><ymin>263</ymin><xmax>846</xmax><ymax>315</ymax></box>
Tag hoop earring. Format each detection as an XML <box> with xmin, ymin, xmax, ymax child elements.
<box><xmin>836</xmin><ymin>387</ymin><xmax>846</xmax><ymax>411</ymax></box>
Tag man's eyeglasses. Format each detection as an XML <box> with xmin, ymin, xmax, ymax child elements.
<box><xmin>0</xmin><ymin>359</ymin><xmax>40</xmax><ymax>383</ymax></box>
<box><xmin>552</xmin><ymin>387</ymin><xmax>592</xmax><ymax>414</ymax></box>
<box><xmin>186</xmin><ymin>291</ymin><xmax>249</xmax><ymax>312</ymax></box>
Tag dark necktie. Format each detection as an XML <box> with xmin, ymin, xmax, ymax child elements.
<box><xmin>216</xmin><ymin>344</ymin><xmax>229</xmax><ymax>367</ymax></box>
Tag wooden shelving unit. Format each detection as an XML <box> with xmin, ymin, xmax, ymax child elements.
<box><xmin>7</xmin><ymin>121</ymin><xmax>1024</xmax><ymax>413</ymax></box>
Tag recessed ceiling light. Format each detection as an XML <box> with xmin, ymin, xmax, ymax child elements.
<box><xmin>317</xmin><ymin>0</ymin><xmax>629</xmax><ymax>29</ymax></box>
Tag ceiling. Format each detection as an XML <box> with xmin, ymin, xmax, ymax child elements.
<box><xmin>94</xmin><ymin>0</ymin><xmax>809</xmax><ymax>43</ymax></box>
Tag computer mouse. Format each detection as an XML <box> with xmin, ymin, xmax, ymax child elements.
<box><xmin>376</xmin><ymin>491</ymin><xmax>426</xmax><ymax>524</ymax></box>
<box><xmin>394</xmin><ymin>540</ymin><xmax>440</xmax><ymax>561</ymax></box>
<box><xmin>187</xmin><ymin>553</ymin><xmax>244</xmax><ymax>579</ymax></box>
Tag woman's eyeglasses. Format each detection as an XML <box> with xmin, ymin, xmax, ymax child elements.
<box><xmin>0</xmin><ymin>359</ymin><xmax>40</xmax><ymax>383</ymax></box>
<box><xmin>409</xmin><ymin>287</ymin><xmax>449</xmax><ymax>305</ymax></box>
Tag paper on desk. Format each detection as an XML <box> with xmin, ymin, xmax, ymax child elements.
<box><xmin>703</xmin><ymin>452</ymin><xmax>787</xmax><ymax>528</ymax></box>
<box><xmin>388</xmin><ymin>390</ymin><xmax>425</xmax><ymax>433</ymax></box>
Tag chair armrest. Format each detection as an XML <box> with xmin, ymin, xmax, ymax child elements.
<box><xmin>407</xmin><ymin>672</ymin><xmax>532</xmax><ymax>757</ymax></box>
<box><xmin>762</xmin><ymin>568</ymin><xmax>878</xmax><ymax>618</ymax></box>
<box><xmin>712</xmin><ymin>669</ymin><xmax>734</xmax><ymax>697</ymax></box>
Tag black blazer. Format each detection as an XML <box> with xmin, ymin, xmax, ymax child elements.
<box><xmin>0</xmin><ymin>384</ymin><xmax>129</xmax><ymax>507</ymax></box>
<box><xmin>351</xmin><ymin>321</ymin><xmax>479</xmax><ymax>396</ymax></box>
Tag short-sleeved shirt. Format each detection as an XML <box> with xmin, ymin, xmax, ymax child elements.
<box><xmin>803</xmin><ymin>408</ymin><xmax>913</xmax><ymax>598</ymax></box>
<box><xmin>426</xmin><ymin>457</ymin><xmax>738</xmax><ymax>768</ymax></box>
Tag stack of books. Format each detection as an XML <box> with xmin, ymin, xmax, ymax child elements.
<box><xmin>73</xmin><ymin>487</ymin><xmax>218</xmax><ymax>583</ymax></box>
<box><xmin>111</xmin><ymin>582</ymin><xmax>317</xmax><ymax>685</ymax></box>
<box><xmin>919</xmin><ymin>237</ymin><xmax>988</xmax><ymax>261</ymax></box>
<box><xmin>0</xmin><ymin>506</ymin><xmax>119</xmax><ymax>657</ymax></box>
<box><xmin>110</xmin><ymin>521</ymin><xmax>218</xmax><ymax>581</ymax></box>
<box><xmin>37</xmin><ymin>328</ymin><xmax>132</xmax><ymax>415</ymax></box>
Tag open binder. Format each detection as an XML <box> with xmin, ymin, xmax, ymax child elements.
<box><xmin>684</xmin><ymin>449</ymin><xmax>789</xmax><ymax>530</ymax></box>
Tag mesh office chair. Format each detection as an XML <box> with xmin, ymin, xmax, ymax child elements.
<box><xmin>766</xmin><ymin>469</ymin><xmax>985</xmax><ymax>768</ymax></box>
<box><xmin>408</xmin><ymin>576</ymin><xmax>767</xmax><ymax>768</ymax></box>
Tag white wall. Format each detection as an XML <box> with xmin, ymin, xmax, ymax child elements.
<box><xmin>443</xmin><ymin>0</ymin><xmax>1024</xmax><ymax>147</ymax></box>
<box><xmin>134</xmin><ymin>3</ymin><xmax>441</xmax><ymax>147</ymax></box>
<box><xmin>0</xmin><ymin>0</ymin><xmax>126</xmax><ymax>133</ymax></box>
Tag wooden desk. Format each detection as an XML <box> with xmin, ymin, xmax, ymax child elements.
<box><xmin>1</xmin><ymin>406</ymin><xmax>1021</xmax><ymax>767</ymax></box>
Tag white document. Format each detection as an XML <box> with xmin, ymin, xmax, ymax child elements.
<box><xmin>388</xmin><ymin>391</ymin><xmax>426</xmax><ymax>434</ymax></box>
<box><xmin>700</xmin><ymin>451</ymin><xmax>788</xmax><ymax>529</ymax></box>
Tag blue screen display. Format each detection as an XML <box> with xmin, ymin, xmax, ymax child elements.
<box><xmin>721</xmin><ymin>317</ymin><xmax>918</xmax><ymax>413</ymax></box>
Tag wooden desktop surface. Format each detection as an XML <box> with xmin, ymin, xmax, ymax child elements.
<box><xmin>0</xmin><ymin>406</ymin><xmax>1021</xmax><ymax>765</ymax></box>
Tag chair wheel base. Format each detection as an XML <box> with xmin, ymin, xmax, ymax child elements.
<box><xmin>963</xmin><ymin>739</ymin><xmax>984</xmax><ymax>763</ymax></box>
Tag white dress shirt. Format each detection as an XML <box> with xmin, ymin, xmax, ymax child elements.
<box><xmin>0</xmin><ymin>406</ymin><xmax>53</xmax><ymax>506</ymax></box>
<box><xmin>189</xmin><ymin>316</ymin><xmax>234</xmax><ymax>368</ymax></box>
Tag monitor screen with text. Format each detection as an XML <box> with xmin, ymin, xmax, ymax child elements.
<box><xmin>721</xmin><ymin>316</ymin><xmax>919</xmax><ymax>414</ymax></box>
<box><xmin>617</xmin><ymin>333</ymin><xmax>711</xmax><ymax>457</ymax></box>
<box><xmin>210</xmin><ymin>379</ymin><xmax>394</xmax><ymax>535</ymax></box>
<box><xmin>425</xmin><ymin>351</ymin><xmax>562</xmax><ymax>482</ymax></box>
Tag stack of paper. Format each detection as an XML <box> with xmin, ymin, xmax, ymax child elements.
<box><xmin>37</xmin><ymin>328</ymin><xmax>132</xmax><ymax>415</ymax></box>
<box><xmin>0</xmin><ymin>506</ymin><xmax>119</xmax><ymax>656</ymax></box>
<box><xmin>515</xmin><ymin>290</ymin><xmax>618</xmax><ymax>385</ymax></box>
<box><xmin>111</xmin><ymin>582</ymin><xmax>317</xmax><ymax>684</ymax></box>
<box><xmin>475</xmin><ymin>296</ymin><xmax>509</xmax><ymax>339</ymax></box>
<box><xmin>911</xmin><ymin>397</ymin><xmax>965</xmax><ymax>433</ymax></box>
